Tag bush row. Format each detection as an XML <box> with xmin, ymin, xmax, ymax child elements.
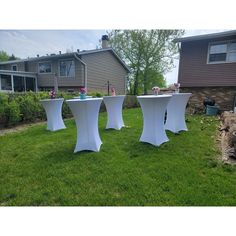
<box><xmin>0</xmin><ymin>92</ymin><xmax>139</xmax><ymax>128</ymax></box>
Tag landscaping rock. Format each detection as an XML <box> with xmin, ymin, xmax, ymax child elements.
<box><xmin>220</xmin><ymin>111</ymin><xmax>236</xmax><ymax>164</ymax></box>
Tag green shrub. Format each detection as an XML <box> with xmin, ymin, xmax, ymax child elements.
<box><xmin>0</xmin><ymin>92</ymin><xmax>139</xmax><ymax>128</ymax></box>
<box><xmin>5</xmin><ymin>100</ymin><xmax>21</xmax><ymax>126</ymax></box>
<box><xmin>0</xmin><ymin>93</ymin><xmax>8</xmax><ymax>121</ymax></box>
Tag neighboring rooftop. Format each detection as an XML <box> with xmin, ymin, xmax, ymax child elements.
<box><xmin>0</xmin><ymin>48</ymin><xmax>130</xmax><ymax>72</ymax></box>
<box><xmin>174</xmin><ymin>30</ymin><xmax>236</xmax><ymax>43</ymax></box>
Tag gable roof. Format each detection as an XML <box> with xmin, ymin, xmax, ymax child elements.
<box><xmin>174</xmin><ymin>30</ymin><xmax>236</xmax><ymax>43</ymax></box>
<box><xmin>78</xmin><ymin>48</ymin><xmax>131</xmax><ymax>72</ymax></box>
<box><xmin>0</xmin><ymin>48</ymin><xmax>131</xmax><ymax>72</ymax></box>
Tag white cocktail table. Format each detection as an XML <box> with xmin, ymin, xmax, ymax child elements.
<box><xmin>73</xmin><ymin>96</ymin><xmax>93</xmax><ymax>99</ymax></box>
<box><xmin>40</xmin><ymin>98</ymin><xmax>66</xmax><ymax>131</ymax></box>
<box><xmin>103</xmin><ymin>95</ymin><xmax>125</xmax><ymax>130</ymax></box>
<box><xmin>137</xmin><ymin>95</ymin><xmax>172</xmax><ymax>146</ymax></box>
<box><xmin>165</xmin><ymin>93</ymin><xmax>192</xmax><ymax>133</ymax></box>
<box><xmin>66</xmin><ymin>98</ymin><xmax>103</xmax><ymax>152</ymax></box>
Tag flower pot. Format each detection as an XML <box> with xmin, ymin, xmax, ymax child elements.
<box><xmin>80</xmin><ymin>93</ymin><xmax>86</xmax><ymax>100</ymax></box>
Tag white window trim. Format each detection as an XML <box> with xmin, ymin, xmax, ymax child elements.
<box><xmin>58</xmin><ymin>59</ymin><xmax>75</xmax><ymax>78</ymax></box>
<box><xmin>207</xmin><ymin>40</ymin><xmax>236</xmax><ymax>64</ymax></box>
<box><xmin>11</xmin><ymin>64</ymin><xmax>18</xmax><ymax>71</ymax></box>
<box><xmin>38</xmin><ymin>61</ymin><xmax>53</xmax><ymax>74</ymax></box>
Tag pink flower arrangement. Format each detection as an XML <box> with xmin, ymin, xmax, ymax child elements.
<box><xmin>111</xmin><ymin>87</ymin><xmax>116</xmax><ymax>96</ymax></box>
<box><xmin>174</xmin><ymin>83</ymin><xmax>180</xmax><ymax>89</ymax></box>
<box><xmin>174</xmin><ymin>83</ymin><xmax>180</xmax><ymax>93</ymax></box>
<box><xmin>152</xmin><ymin>86</ymin><xmax>160</xmax><ymax>95</ymax></box>
<box><xmin>80</xmin><ymin>87</ymin><xmax>86</xmax><ymax>94</ymax></box>
<box><xmin>49</xmin><ymin>90</ymin><xmax>56</xmax><ymax>99</ymax></box>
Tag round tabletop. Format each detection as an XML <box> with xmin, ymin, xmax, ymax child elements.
<box><xmin>66</xmin><ymin>98</ymin><xmax>103</xmax><ymax>102</ymax></box>
<box><xmin>137</xmin><ymin>95</ymin><xmax>172</xmax><ymax>99</ymax></box>
<box><xmin>40</xmin><ymin>98</ymin><xmax>64</xmax><ymax>102</ymax></box>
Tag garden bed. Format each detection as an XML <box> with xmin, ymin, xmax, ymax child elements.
<box><xmin>219</xmin><ymin>111</ymin><xmax>236</xmax><ymax>164</ymax></box>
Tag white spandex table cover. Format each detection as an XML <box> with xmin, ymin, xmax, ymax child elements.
<box><xmin>165</xmin><ymin>93</ymin><xmax>192</xmax><ymax>133</ymax></box>
<box><xmin>103</xmin><ymin>95</ymin><xmax>125</xmax><ymax>130</ymax></box>
<box><xmin>66</xmin><ymin>98</ymin><xmax>103</xmax><ymax>152</ymax></box>
<box><xmin>137</xmin><ymin>95</ymin><xmax>172</xmax><ymax>146</ymax></box>
<box><xmin>73</xmin><ymin>96</ymin><xmax>93</xmax><ymax>99</ymax></box>
<box><xmin>40</xmin><ymin>98</ymin><xmax>66</xmax><ymax>131</ymax></box>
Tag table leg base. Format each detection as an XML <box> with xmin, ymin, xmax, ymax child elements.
<box><xmin>165</xmin><ymin>128</ymin><xmax>188</xmax><ymax>134</ymax></box>
<box><xmin>47</xmin><ymin>126</ymin><xmax>66</xmax><ymax>132</ymax></box>
<box><xmin>106</xmin><ymin>124</ymin><xmax>124</xmax><ymax>130</ymax></box>
<box><xmin>74</xmin><ymin>142</ymin><xmax>102</xmax><ymax>153</ymax></box>
<box><xmin>139</xmin><ymin>137</ymin><xmax>169</xmax><ymax>147</ymax></box>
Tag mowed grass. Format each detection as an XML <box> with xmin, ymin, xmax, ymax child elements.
<box><xmin>1</xmin><ymin>108</ymin><xmax>236</xmax><ymax>206</ymax></box>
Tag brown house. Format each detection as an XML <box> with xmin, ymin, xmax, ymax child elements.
<box><xmin>174</xmin><ymin>30</ymin><xmax>236</xmax><ymax>111</ymax></box>
<box><xmin>0</xmin><ymin>36</ymin><xmax>130</xmax><ymax>94</ymax></box>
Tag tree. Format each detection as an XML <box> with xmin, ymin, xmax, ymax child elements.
<box><xmin>0</xmin><ymin>50</ymin><xmax>19</xmax><ymax>62</ymax></box>
<box><xmin>8</xmin><ymin>54</ymin><xmax>18</xmax><ymax>61</ymax></box>
<box><xmin>0</xmin><ymin>50</ymin><xmax>9</xmax><ymax>61</ymax></box>
<box><xmin>108</xmin><ymin>30</ymin><xmax>184</xmax><ymax>95</ymax></box>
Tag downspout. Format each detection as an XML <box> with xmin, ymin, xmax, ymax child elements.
<box><xmin>74</xmin><ymin>53</ymin><xmax>87</xmax><ymax>90</ymax></box>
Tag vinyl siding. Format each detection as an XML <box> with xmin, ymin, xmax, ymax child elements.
<box><xmin>0</xmin><ymin>62</ymin><xmax>25</xmax><ymax>71</ymax></box>
<box><xmin>27</xmin><ymin>57</ymin><xmax>84</xmax><ymax>88</ymax></box>
<box><xmin>81</xmin><ymin>51</ymin><xmax>127</xmax><ymax>94</ymax></box>
<box><xmin>178</xmin><ymin>35</ymin><xmax>236</xmax><ymax>87</ymax></box>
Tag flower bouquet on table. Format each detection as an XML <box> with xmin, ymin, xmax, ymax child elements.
<box><xmin>80</xmin><ymin>87</ymin><xmax>86</xmax><ymax>99</ymax></box>
<box><xmin>111</xmin><ymin>87</ymin><xmax>116</xmax><ymax>96</ymax></box>
<box><xmin>152</xmin><ymin>86</ymin><xmax>160</xmax><ymax>95</ymax></box>
<box><xmin>49</xmin><ymin>89</ymin><xmax>56</xmax><ymax>99</ymax></box>
<box><xmin>174</xmin><ymin>83</ymin><xmax>180</xmax><ymax>93</ymax></box>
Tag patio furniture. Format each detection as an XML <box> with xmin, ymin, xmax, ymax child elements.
<box><xmin>137</xmin><ymin>95</ymin><xmax>172</xmax><ymax>146</ymax></box>
<box><xmin>103</xmin><ymin>95</ymin><xmax>125</xmax><ymax>130</ymax></box>
<box><xmin>165</xmin><ymin>93</ymin><xmax>192</xmax><ymax>133</ymax></box>
<box><xmin>40</xmin><ymin>98</ymin><xmax>66</xmax><ymax>131</ymax></box>
<box><xmin>66</xmin><ymin>98</ymin><xmax>103</xmax><ymax>152</ymax></box>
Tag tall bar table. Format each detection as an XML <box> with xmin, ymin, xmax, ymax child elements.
<box><xmin>66</xmin><ymin>98</ymin><xmax>103</xmax><ymax>152</ymax></box>
<box><xmin>165</xmin><ymin>93</ymin><xmax>192</xmax><ymax>133</ymax></box>
<box><xmin>40</xmin><ymin>98</ymin><xmax>66</xmax><ymax>131</ymax></box>
<box><xmin>137</xmin><ymin>95</ymin><xmax>172</xmax><ymax>146</ymax></box>
<box><xmin>103</xmin><ymin>95</ymin><xmax>125</xmax><ymax>130</ymax></box>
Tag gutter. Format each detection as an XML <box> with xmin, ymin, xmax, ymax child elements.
<box><xmin>74</xmin><ymin>53</ymin><xmax>87</xmax><ymax>90</ymax></box>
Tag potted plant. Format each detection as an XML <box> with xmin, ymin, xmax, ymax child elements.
<box><xmin>111</xmin><ymin>87</ymin><xmax>116</xmax><ymax>96</ymax></box>
<box><xmin>174</xmin><ymin>83</ymin><xmax>180</xmax><ymax>93</ymax></box>
<box><xmin>49</xmin><ymin>89</ymin><xmax>56</xmax><ymax>99</ymax></box>
<box><xmin>152</xmin><ymin>86</ymin><xmax>160</xmax><ymax>95</ymax></box>
<box><xmin>80</xmin><ymin>87</ymin><xmax>86</xmax><ymax>99</ymax></box>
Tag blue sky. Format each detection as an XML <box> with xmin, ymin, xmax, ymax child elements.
<box><xmin>0</xmin><ymin>29</ymin><xmax>227</xmax><ymax>85</ymax></box>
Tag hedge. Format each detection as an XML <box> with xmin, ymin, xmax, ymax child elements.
<box><xmin>0</xmin><ymin>92</ymin><xmax>139</xmax><ymax>128</ymax></box>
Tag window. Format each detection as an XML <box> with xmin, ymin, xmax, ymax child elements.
<box><xmin>208</xmin><ymin>41</ymin><xmax>236</xmax><ymax>63</ymax></box>
<box><xmin>228</xmin><ymin>42</ymin><xmax>236</xmax><ymax>62</ymax></box>
<box><xmin>11</xmin><ymin>65</ymin><xmax>18</xmax><ymax>71</ymax></box>
<box><xmin>1</xmin><ymin>74</ymin><xmax>12</xmax><ymax>90</ymax></box>
<box><xmin>26</xmin><ymin>77</ymin><xmax>36</xmax><ymax>91</ymax></box>
<box><xmin>39</xmin><ymin>62</ymin><xmax>52</xmax><ymax>73</ymax></box>
<box><xmin>59</xmin><ymin>60</ymin><xmax>75</xmax><ymax>77</ymax></box>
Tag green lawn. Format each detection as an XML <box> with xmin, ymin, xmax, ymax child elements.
<box><xmin>0</xmin><ymin>108</ymin><xmax>236</xmax><ymax>206</ymax></box>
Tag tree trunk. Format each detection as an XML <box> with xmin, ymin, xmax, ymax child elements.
<box><xmin>143</xmin><ymin>71</ymin><xmax>148</xmax><ymax>95</ymax></box>
<box><xmin>133</xmin><ymin>70</ymin><xmax>139</xmax><ymax>95</ymax></box>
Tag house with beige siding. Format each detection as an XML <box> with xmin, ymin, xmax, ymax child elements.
<box><xmin>0</xmin><ymin>36</ymin><xmax>130</xmax><ymax>94</ymax></box>
<box><xmin>174</xmin><ymin>30</ymin><xmax>236</xmax><ymax>111</ymax></box>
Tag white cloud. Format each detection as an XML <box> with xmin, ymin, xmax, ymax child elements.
<box><xmin>0</xmin><ymin>30</ymin><xmax>106</xmax><ymax>58</ymax></box>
